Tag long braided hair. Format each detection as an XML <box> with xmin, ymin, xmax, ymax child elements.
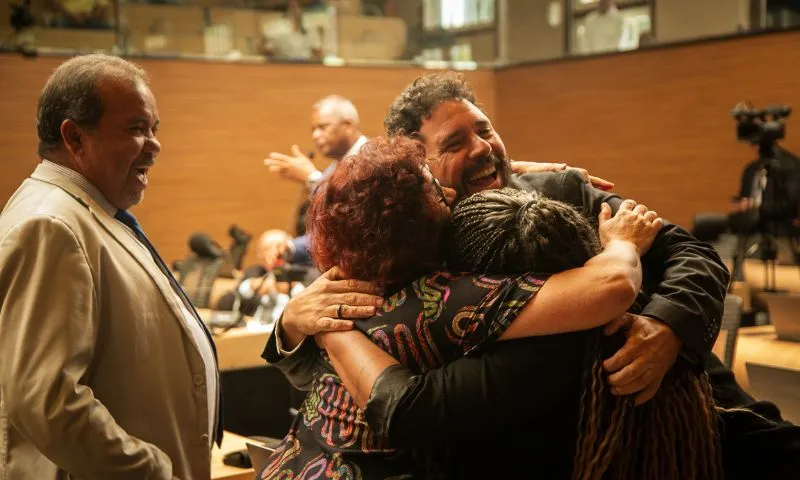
<box><xmin>445</xmin><ymin>188</ymin><xmax>723</xmax><ymax>480</ymax></box>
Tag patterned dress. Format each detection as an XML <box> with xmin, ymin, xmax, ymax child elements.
<box><xmin>260</xmin><ymin>271</ymin><xmax>547</xmax><ymax>479</ymax></box>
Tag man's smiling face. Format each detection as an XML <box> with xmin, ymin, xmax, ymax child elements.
<box><xmin>417</xmin><ymin>99</ymin><xmax>509</xmax><ymax>198</ymax></box>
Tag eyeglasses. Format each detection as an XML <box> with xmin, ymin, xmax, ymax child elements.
<box><xmin>423</xmin><ymin>164</ymin><xmax>451</xmax><ymax>209</ymax></box>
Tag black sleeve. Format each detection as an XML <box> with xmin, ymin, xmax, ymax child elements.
<box><xmin>261</xmin><ymin>325</ymin><xmax>321</xmax><ymax>391</ymax></box>
<box><xmin>364</xmin><ymin>333</ymin><xmax>587</xmax><ymax>447</ymax></box>
<box><xmin>512</xmin><ymin>171</ymin><xmax>730</xmax><ymax>364</ymax></box>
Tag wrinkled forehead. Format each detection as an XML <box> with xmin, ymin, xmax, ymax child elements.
<box><xmin>312</xmin><ymin>103</ymin><xmax>347</xmax><ymax>125</ymax></box>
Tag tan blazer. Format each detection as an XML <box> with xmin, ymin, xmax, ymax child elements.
<box><xmin>0</xmin><ymin>163</ymin><xmax>219</xmax><ymax>480</ymax></box>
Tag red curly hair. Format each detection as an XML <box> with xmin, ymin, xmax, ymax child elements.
<box><xmin>307</xmin><ymin>136</ymin><xmax>447</xmax><ymax>286</ymax></box>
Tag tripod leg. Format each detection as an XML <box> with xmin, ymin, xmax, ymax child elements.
<box><xmin>730</xmin><ymin>234</ymin><xmax>749</xmax><ymax>285</ymax></box>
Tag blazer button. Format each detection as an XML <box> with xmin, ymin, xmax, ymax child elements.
<box><xmin>200</xmin><ymin>433</ymin><xmax>210</xmax><ymax>444</ymax></box>
<box><xmin>193</xmin><ymin>374</ymin><xmax>205</xmax><ymax>386</ymax></box>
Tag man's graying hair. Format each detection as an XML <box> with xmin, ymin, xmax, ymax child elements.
<box><xmin>313</xmin><ymin>94</ymin><xmax>360</xmax><ymax>125</ymax></box>
<box><xmin>37</xmin><ymin>53</ymin><xmax>149</xmax><ymax>157</ymax></box>
<box><xmin>385</xmin><ymin>72</ymin><xmax>479</xmax><ymax>138</ymax></box>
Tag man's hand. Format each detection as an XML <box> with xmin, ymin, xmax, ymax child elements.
<box><xmin>264</xmin><ymin>145</ymin><xmax>318</xmax><ymax>184</ymax></box>
<box><xmin>280</xmin><ymin>267</ymin><xmax>384</xmax><ymax>349</ymax></box>
<box><xmin>567</xmin><ymin>166</ymin><xmax>615</xmax><ymax>191</ymax></box>
<box><xmin>510</xmin><ymin>161</ymin><xmax>615</xmax><ymax>191</ymax></box>
<box><xmin>603</xmin><ymin>314</ymin><xmax>682</xmax><ymax>406</ymax></box>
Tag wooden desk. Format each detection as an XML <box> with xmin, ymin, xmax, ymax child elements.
<box><xmin>214</xmin><ymin>324</ymin><xmax>273</xmax><ymax>372</ymax></box>
<box><xmin>197</xmin><ymin>308</ymin><xmax>273</xmax><ymax>372</ymax></box>
<box><xmin>727</xmin><ymin>325</ymin><xmax>800</xmax><ymax>391</ymax></box>
<box><xmin>211</xmin><ymin>431</ymin><xmax>256</xmax><ymax>480</ymax></box>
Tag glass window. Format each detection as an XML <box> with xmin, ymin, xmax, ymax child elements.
<box><xmin>424</xmin><ymin>0</ymin><xmax>495</xmax><ymax>30</ymax></box>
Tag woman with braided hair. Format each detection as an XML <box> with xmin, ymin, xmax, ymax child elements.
<box><xmin>445</xmin><ymin>187</ymin><xmax>723</xmax><ymax>480</ymax></box>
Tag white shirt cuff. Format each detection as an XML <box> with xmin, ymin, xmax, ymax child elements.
<box><xmin>274</xmin><ymin>315</ymin><xmax>307</xmax><ymax>357</ymax></box>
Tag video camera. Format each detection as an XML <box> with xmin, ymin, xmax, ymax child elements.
<box><xmin>732</xmin><ymin>103</ymin><xmax>791</xmax><ymax>146</ymax></box>
<box><xmin>730</xmin><ymin>102</ymin><xmax>798</xmax><ymax>224</ymax></box>
<box><xmin>729</xmin><ymin>102</ymin><xmax>800</xmax><ymax>289</ymax></box>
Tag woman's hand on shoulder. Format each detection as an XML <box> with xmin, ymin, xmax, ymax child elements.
<box><xmin>282</xmin><ymin>267</ymin><xmax>384</xmax><ymax>338</ymax></box>
<box><xmin>598</xmin><ymin>200</ymin><xmax>663</xmax><ymax>256</ymax></box>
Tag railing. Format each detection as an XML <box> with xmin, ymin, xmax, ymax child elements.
<box><xmin>1</xmin><ymin>0</ymin><xmax>798</xmax><ymax>68</ymax></box>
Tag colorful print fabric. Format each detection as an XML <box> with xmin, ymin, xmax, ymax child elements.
<box><xmin>260</xmin><ymin>271</ymin><xmax>546</xmax><ymax>479</ymax></box>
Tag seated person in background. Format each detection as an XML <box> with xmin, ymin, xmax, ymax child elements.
<box><xmin>260</xmin><ymin>0</ymin><xmax>323</xmax><ymax>61</ymax></box>
<box><xmin>260</xmin><ymin>137</ymin><xmax>721</xmax><ymax>479</ymax></box>
<box><xmin>215</xmin><ymin>230</ymin><xmax>307</xmax><ymax>318</ymax></box>
<box><xmin>46</xmin><ymin>0</ymin><xmax>112</xmax><ymax>29</ymax></box>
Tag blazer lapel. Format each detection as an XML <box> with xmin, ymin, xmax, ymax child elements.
<box><xmin>30</xmin><ymin>166</ymin><xmax>190</xmax><ymax>325</ymax></box>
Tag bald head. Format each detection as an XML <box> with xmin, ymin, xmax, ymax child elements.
<box><xmin>311</xmin><ymin>95</ymin><xmax>362</xmax><ymax>160</ymax></box>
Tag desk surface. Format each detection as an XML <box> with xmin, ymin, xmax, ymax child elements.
<box><xmin>212</xmin><ymin>431</ymin><xmax>256</xmax><ymax>480</ymax></box>
<box><xmin>729</xmin><ymin>325</ymin><xmax>800</xmax><ymax>391</ymax></box>
<box><xmin>197</xmin><ymin>309</ymin><xmax>274</xmax><ymax>372</ymax></box>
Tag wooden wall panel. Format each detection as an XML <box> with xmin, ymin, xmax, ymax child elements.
<box><xmin>0</xmin><ymin>56</ymin><xmax>494</xmax><ymax>265</ymax></box>
<box><xmin>496</xmin><ymin>31</ymin><xmax>800</xmax><ymax>229</ymax></box>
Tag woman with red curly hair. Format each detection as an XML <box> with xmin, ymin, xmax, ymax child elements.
<box><xmin>259</xmin><ymin>136</ymin><xmax>674</xmax><ymax>479</ymax></box>
<box><xmin>307</xmin><ymin>137</ymin><xmax>452</xmax><ymax>287</ymax></box>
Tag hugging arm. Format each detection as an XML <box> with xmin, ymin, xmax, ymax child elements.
<box><xmin>513</xmin><ymin>170</ymin><xmax>730</xmax><ymax>365</ymax></box>
<box><xmin>322</xmin><ymin>204</ymin><xmax>657</xmax><ymax>408</ymax></box>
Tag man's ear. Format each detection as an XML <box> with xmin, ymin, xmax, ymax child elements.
<box><xmin>60</xmin><ymin>119</ymin><xmax>83</xmax><ymax>157</ymax></box>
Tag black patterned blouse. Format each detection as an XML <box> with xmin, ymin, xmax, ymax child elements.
<box><xmin>260</xmin><ymin>271</ymin><xmax>547</xmax><ymax>479</ymax></box>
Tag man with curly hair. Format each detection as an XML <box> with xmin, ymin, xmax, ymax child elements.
<box><xmin>265</xmin><ymin>73</ymin><xmax>800</xmax><ymax>478</ymax></box>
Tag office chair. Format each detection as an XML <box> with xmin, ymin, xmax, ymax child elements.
<box><xmin>177</xmin><ymin>255</ymin><xmax>226</xmax><ymax>309</ymax></box>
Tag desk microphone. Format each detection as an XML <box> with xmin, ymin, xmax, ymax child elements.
<box><xmin>189</xmin><ymin>233</ymin><xmax>224</xmax><ymax>259</ymax></box>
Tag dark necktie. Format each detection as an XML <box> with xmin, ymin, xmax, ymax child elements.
<box><xmin>113</xmin><ymin>209</ymin><xmax>214</xmax><ymax>342</ymax></box>
<box><xmin>114</xmin><ymin>209</ymin><xmax>224</xmax><ymax>444</ymax></box>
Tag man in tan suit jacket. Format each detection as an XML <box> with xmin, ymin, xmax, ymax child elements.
<box><xmin>0</xmin><ymin>54</ymin><xmax>221</xmax><ymax>479</ymax></box>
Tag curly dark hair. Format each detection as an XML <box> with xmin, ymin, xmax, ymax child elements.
<box><xmin>385</xmin><ymin>72</ymin><xmax>479</xmax><ymax>138</ymax></box>
<box><xmin>307</xmin><ymin>136</ymin><xmax>447</xmax><ymax>286</ymax></box>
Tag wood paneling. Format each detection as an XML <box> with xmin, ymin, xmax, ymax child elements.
<box><xmin>496</xmin><ymin>31</ymin><xmax>800</xmax><ymax>229</ymax></box>
<box><xmin>3</xmin><ymin>30</ymin><xmax>798</xmax><ymax>266</ymax></box>
<box><xmin>0</xmin><ymin>56</ymin><xmax>494</xmax><ymax>265</ymax></box>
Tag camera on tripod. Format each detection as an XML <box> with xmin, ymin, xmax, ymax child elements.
<box><xmin>729</xmin><ymin>101</ymin><xmax>800</xmax><ymax>291</ymax></box>
<box><xmin>732</xmin><ymin>103</ymin><xmax>790</xmax><ymax>145</ymax></box>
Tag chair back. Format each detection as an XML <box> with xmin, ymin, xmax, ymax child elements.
<box><xmin>719</xmin><ymin>294</ymin><xmax>744</xmax><ymax>368</ymax></box>
<box><xmin>177</xmin><ymin>254</ymin><xmax>225</xmax><ymax>308</ymax></box>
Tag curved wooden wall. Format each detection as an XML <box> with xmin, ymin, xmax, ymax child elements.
<box><xmin>495</xmin><ymin>31</ymin><xmax>800</xmax><ymax>229</ymax></box>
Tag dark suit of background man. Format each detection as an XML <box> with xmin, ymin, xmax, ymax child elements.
<box><xmin>0</xmin><ymin>53</ymin><xmax>222</xmax><ymax>479</ymax></box>
<box><xmin>261</xmin><ymin>94</ymin><xmax>367</xmax><ymax>270</ymax></box>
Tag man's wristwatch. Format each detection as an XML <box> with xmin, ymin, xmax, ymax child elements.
<box><xmin>306</xmin><ymin>170</ymin><xmax>323</xmax><ymax>191</ymax></box>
